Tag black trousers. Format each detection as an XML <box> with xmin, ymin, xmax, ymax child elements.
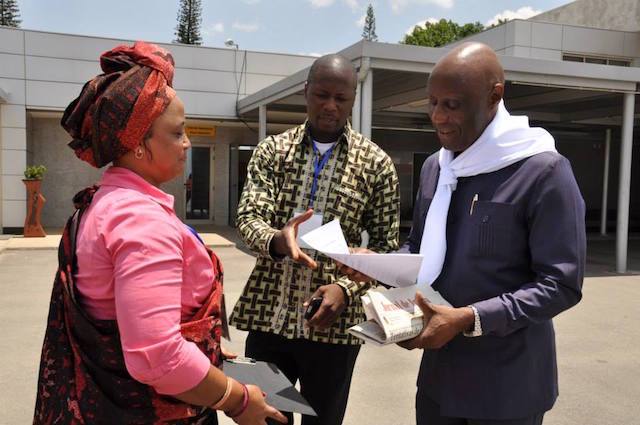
<box><xmin>416</xmin><ymin>394</ymin><xmax>544</xmax><ymax>425</ymax></box>
<box><xmin>245</xmin><ymin>330</ymin><xmax>361</xmax><ymax>425</ymax></box>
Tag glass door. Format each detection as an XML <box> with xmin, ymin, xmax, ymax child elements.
<box><xmin>186</xmin><ymin>145</ymin><xmax>213</xmax><ymax>222</ymax></box>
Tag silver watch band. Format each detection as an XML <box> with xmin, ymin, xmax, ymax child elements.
<box><xmin>463</xmin><ymin>305</ymin><xmax>483</xmax><ymax>337</ymax></box>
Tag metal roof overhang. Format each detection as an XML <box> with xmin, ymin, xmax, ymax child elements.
<box><xmin>236</xmin><ymin>40</ymin><xmax>640</xmax><ymax>127</ymax></box>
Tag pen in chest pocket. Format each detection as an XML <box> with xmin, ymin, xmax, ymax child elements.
<box><xmin>470</xmin><ymin>193</ymin><xmax>479</xmax><ymax>216</ymax></box>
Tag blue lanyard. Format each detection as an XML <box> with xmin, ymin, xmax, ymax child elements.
<box><xmin>308</xmin><ymin>142</ymin><xmax>336</xmax><ymax>208</ymax></box>
<box><xmin>185</xmin><ymin>224</ymin><xmax>205</xmax><ymax>246</ymax></box>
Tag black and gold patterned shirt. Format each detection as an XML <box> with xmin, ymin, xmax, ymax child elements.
<box><xmin>230</xmin><ymin>122</ymin><xmax>400</xmax><ymax>345</ymax></box>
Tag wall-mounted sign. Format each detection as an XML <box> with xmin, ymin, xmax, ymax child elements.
<box><xmin>185</xmin><ymin>126</ymin><xmax>216</xmax><ymax>137</ymax></box>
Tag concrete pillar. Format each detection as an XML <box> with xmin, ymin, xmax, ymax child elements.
<box><xmin>0</xmin><ymin>102</ymin><xmax>28</xmax><ymax>234</ymax></box>
<box><xmin>1</xmin><ymin>28</ymin><xmax>27</xmax><ymax>233</ymax></box>
<box><xmin>214</xmin><ymin>143</ymin><xmax>230</xmax><ymax>225</ymax></box>
<box><xmin>258</xmin><ymin>104</ymin><xmax>266</xmax><ymax>142</ymax></box>
<box><xmin>351</xmin><ymin>82</ymin><xmax>361</xmax><ymax>133</ymax></box>
<box><xmin>600</xmin><ymin>128</ymin><xmax>611</xmax><ymax>236</ymax></box>
<box><xmin>361</xmin><ymin>68</ymin><xmax>373</xmax><ymax>140</ymax></box>
<box><xmin>616</xmin><ymin>93</ymin><xmax>635</xmax><ymax>273</ymax></box>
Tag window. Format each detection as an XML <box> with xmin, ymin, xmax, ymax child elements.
<box><xmin>563</xmin><ymin>53</ymin><xmax>631</xmax><ymax>67</ymax></box>
<box><xmin>563</xmin><ymin>55</ymin><xmax>583</xmax><ymax>63</ymax></box>
<box><xmin>609</xmin><ymin>59</ymin><xmax>631</xmax><ymax>67</ymax></box>
<box><xmin>585</xmin><ymin>57</ymin><xmax>607</xmax><ymax>65</ymax></box>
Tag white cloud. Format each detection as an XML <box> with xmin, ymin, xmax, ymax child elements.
<box><xmin>241</xmin><ymin>0</ymin><xmax>261</xmax><ymax>4</ymax></box>
<box><xmin>232</xmin><ymin>22</ymin><xmax>260</xmax><ymax>32</ymax></box>
<box><xmin>345</xmin><ymin>0</ymin><xmax>360</xmax><ymax>11</ymax></box>
<box><xmin>202</xmin><ymin>22</ymin><xmax>224</xmax><ymax>36</ymax></box>
<box><xmin>356</xmin><ymin>14</ymin><xmax>366</xmax><ymax>28</ymax></box>
<box><xmin>310</xmin><ymin>0</ymin><xmax>360</xmax><ymax>11</ymax></box>
<box><xmin>405</xmin><ymin>17</ymin><xmax>438</xmax><ymax>35</ymax></box>
<box><xmin>389</xmin><ymin>0</ymin><xmax>453</xmax><ymax>14</ymax></box>
<box><xmin>485</xmin><ymin>6</ymin><xmax>542</xmax><ymax>26</ymax></box>
<box><xmin>309</xmin><ymin>0</ymin><xmax>335</xmax><ymax>7</ymax></box>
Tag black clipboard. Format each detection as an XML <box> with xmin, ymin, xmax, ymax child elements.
<box><xmin>223</xmin><ymin>358</ymin><xmax>317</xmax><ymax>417</ymax></box>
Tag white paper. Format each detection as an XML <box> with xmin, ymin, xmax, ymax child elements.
<box><xmin>300</xmin><ymin>219</ymin><xmax>424</xmax><ymax>287</ymax></box>
<box><xmin>299</xmin><ymin>218</ymin><xmax>349</xmax><ymax>254</ymax></box>
<box><xmin>294</xmin><ymin>212</ymin><xmax>325</xmax><ymax>250</ymax></box>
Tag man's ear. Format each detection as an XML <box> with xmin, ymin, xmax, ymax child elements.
<box><xmin>304</xmin><ymin>81</ymin><xmax>309</xmax><ymax>100</ymax></box>
<box><xmin>489</xmin><ymin>83</ymin><xmax>504</xmax><ymax>108</ymax></box>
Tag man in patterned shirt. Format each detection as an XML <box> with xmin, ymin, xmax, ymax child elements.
<box><xmin>230</xmin><ymin>54</ymin><xmax>400</xmax><ymax>425</ymax></box>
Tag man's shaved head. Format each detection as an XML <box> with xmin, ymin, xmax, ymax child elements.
<box><xmin>432</xmin><ymin>42</ymin><xmax>505</xmax><ymax>102</ymax></box>
<box><xmin>426</xmin><ymin>42</ymin><xmax>505</xmax><ymax>152</ymax></box>
<box><xmin>307</xmin><ymin>54</ymin><xmax>357</xmax><ymax>91</ymax></box>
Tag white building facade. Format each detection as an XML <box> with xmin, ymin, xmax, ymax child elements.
<box><xmin>0</xmin><ymin>0</ymin><xmax>639</xmax><ymax>270</ymax></box>
<box><xmin>0</xmin><ymin>27</ymin><xmax>314</xmax><ymax>231</ymax></box>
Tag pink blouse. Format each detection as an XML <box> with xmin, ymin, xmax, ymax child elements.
<box><xmin>75</xmin><ymin>166</ymin><xmax>213</xmax><ymax>395</ymax></box>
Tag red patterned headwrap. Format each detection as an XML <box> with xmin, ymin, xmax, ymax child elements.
<box><xmin>61</xmin><ymin>41</ymin><xmax>176</xmax><ymax>168</ymax></box>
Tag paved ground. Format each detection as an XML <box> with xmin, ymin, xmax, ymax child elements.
<box><xmin>0</xmin><ymin>228</ymin><xmax>234</xmax><ymax>254</ymax></box>
<box><xmin>1</xmin><ymin>231</ymin><xmax>640</xmax><ymax>424</ymax></box>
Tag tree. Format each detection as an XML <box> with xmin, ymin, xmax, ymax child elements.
<box><xmin>457</xmin><ymin>21</ymin><xmax>485</xmax><ymax>38</ymax></box>
<box><xmin>0</xmin><ymin>0</ymin><xmax>21</xmax><ymax>28</ymax></box>
<box><xmin>489</xmin><ymin>18</ymin><xmax>509</xmax><ymax>29</ymax></box>
<box><xmin>362</xmin><ymin>3</ymin><xmax>378</xmax><ymax>42</ymax></box>
<box><xmin>174</xmin><ymin>0</ymin><xmax>202</xmax><ymax>45</ymax></box>
<box><xmin>401</xmin><ymin>19</ymin><xmax>484</xmax><ymax>47</ymax></box>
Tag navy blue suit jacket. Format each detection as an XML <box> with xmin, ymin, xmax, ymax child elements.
<box><xmin>399</xmin><ymin>151</ymin><xmax>586</xmax><ymax>419</ymax></box>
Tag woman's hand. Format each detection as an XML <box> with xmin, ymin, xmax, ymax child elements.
<box><xmin>232</xmin><ymin>384</ymin><xmax>288</xmax><ymax>425</ymax></box>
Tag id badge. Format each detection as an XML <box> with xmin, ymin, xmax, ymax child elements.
<box><xmin>294</xmin><ymin>210</ymin><xmax>324</xmax><ymax>249</ymax></box>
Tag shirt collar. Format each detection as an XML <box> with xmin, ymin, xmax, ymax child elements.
<box><xmin>302</xmin><ymin>120</ymin><xmax>353</xmax><ymax>148</ymax></box>
<box><xmin>100</xmin><ymin>166</ymin><xmax>175</xmax><ymax>212</ymax></box>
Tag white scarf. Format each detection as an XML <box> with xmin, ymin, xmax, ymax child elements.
<box><xmin>417</xmin><ymin>100</ymin><xmax>557</xmax><ymax>286</ymax></box>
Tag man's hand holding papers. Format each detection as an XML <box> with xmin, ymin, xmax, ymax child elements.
<box><xmin>300</xmin><ymin>219</ymin><xmax>423</xmax><ymax>287</ymax></box>
<box><xmin>299</xmin><ymin>219</ymin><xmax>456</xmax><ymax>346</ymax></box>
<box><xmin>348</xmin><ymin>285</ymin><xmax>453</xmax><ymax>346</ymax></box>
<box><xmin>335</xmin><ymin>247</ymin><xmax>376</xmax><ymax>283</ymax></box>
<box><xmin>398</xmin><ymin>293</ymin><xmax>475</xmax><ymax>350</ymax></box>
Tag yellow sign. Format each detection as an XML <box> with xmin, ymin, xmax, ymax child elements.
<box><xmin>185</xmin><ymin>126</ymin><xmax>216</xmax><ymax>137</ymax></box>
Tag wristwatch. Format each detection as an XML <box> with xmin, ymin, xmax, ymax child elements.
<box><xmin>463</xmin><ymin>305</ymin><xmax>483</xmax><ymax>337</ymax></box>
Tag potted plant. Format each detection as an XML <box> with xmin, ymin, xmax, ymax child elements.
<box><xmin>24</xmin><ymin>164</ymin><xmax>47</xmax><ymax>180</ymax></box>
<box><xmin>23</xmin><ymin>164</ymin><xmax>47</xmax><ymax>237</ymax></box>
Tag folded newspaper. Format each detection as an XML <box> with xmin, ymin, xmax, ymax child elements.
<box><xmin>348</xmin><ymin>284</ymin><xmax>452</xmax><ymax>346</ymax></box>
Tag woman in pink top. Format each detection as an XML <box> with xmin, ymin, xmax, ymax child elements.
<box><xmin>33</xmin><ymin>41</ymin><xmax>286</xmax><ymax>425</ymax></box>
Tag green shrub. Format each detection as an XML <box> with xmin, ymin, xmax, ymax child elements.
<box><xmin>24</xmin><ymin>165</ymin><xmax>46</xmax><ymax>180</ymax></box>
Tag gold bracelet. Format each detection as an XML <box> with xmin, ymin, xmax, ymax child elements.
<box><xmin>210</xmin><ymin>377</ymin><xmax>232</xmax><ymax>410</ymax></box>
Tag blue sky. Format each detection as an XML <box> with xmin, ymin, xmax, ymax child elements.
<box><xmin>17</xmin><ymin>0</ymin><xmax>572</xmax><ymax>56</ymax></box>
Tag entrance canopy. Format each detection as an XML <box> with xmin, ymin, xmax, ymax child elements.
<box><xmin>237</xmin><ymin>40</ymin><xmax>640</xmax><ymax>272</ymax></box>
<box><xmin>238</xmin><ymin>40</ymin><xmax>639</xmax><ymax>130</ymax></box>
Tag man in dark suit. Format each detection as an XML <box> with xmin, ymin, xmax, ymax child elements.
<box><xmin>343</xmin><ymin>42</ymin><xmax>585</xmax><ymax>424</ymax></box>
<box><xmin>404</xmin><ymin>41</ymin><xmax>586</xmax><ymax>425</ymax></box>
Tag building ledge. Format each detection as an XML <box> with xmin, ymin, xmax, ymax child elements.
<box><xmin>0</xmin><ymin>86</ymin><xmax>8</xmax><ymax>103</ymax></box>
